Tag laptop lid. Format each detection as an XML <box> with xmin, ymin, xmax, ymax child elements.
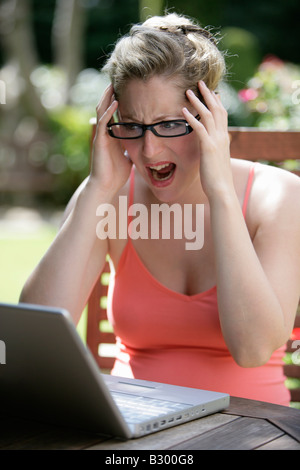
<box><xmin>0</xmin><ymin>302</ymin><xmax>229</xmax><ymax>438</ymax></box>
<box><xmin>0</xmin><ymin>302</ymin><xmax>132</xmax><ymax>438</ymax></box>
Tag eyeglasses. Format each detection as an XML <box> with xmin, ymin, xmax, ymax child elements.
<box><xmin>107</xmin><ymin>115</ymin><xmax>200</xmax><ymax>140</ymax></box>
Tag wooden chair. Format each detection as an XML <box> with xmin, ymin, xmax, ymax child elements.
<box><xmin>284</xmin><ymin>309</ymin><xmax>300</xmax><ymax>403</ymax></box>
<box><xmin>86</xmin><ymin>126</ymin><xmax>300</xmax><ymax>403</ymax></box>
<box><xmin>86</xmin><ymin>259</ymin><xmax>115</xmax><ymax>373</ymax></box>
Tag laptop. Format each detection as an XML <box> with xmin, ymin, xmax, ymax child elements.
<box><xmin>0</xmin><ymin>302</ymin><xmax>229</xmax><ymax>439</ymax></box>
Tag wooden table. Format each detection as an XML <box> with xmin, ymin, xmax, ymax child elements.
<box><xmin>1</xmin><ymin>397</ymin><xmax>299</xmax><ymax>451</ymax></box>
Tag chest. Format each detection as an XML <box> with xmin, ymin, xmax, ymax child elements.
<box><xmin>108</xmin><ymin>161</ymin><xmax>255</xmax><ymax>296</ymax></box>
<box><xmin>110</xmin><ymin>206</ymin><xmax>216</xmax><ymax>297</ymax></box>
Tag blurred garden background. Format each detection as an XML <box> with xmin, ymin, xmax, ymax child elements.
<box><xmin>0</xmin><ymin>0</ymin><xmax>299</xmax><ymax>311</ymax></box>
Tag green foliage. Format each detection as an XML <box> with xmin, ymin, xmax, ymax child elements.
<box><xmin>139</xmin><ymin>0</ymin><xmax>164</xmax><ymax>21</ymax></box>
<box><xmin>220</xmin><ymin>27</ymin><xmax>262</xmax><ymax>90</ymax></box>
<box><xmin>237</xmin><ymin>57</ymin><xmax>300</xmax><ymax>129</ymax></box>
<box><xmin>285</xmin><ymin>377</ymin><xmax>300</xmax><ymax>390</ymax></box>
<box><xmin>46</xmin><ymin>106</ymin><xmax>92</xmax><ymax>204</ymax></box>
<box><xmin>29</xmin><ymin>66</ymin><xmax>108</xmax><ymax>205</ymax></box>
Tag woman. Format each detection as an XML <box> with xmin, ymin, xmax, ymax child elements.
<box><xmin>20</xmin><ymin>13</ymin><xmax>300</xmax><ymax>405</ymax></box>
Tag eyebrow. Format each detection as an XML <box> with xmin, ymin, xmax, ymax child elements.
<box><xmin>119</xmin><ymin>113</ymin><xmax>183</xmax><ymax>123</ymax></box>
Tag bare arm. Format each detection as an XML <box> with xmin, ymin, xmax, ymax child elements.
<box><xmin>184</xmin><ymin>81</ymin><xmax>300</xmax><ymax>367</ymax></box>
<box><xmin>210</xmin><ymin>169</ymin><xmax>300</xmax><ymax>367</ymax></box>
<box><xmin>20</xmin><ymin>181</ymin><xmax>111</xmax><ymax>324</ymax></box>
<box><xmin>20</xmin><ymin>85</ymin><xmax>132</xmax><ymax>324</ymax></box>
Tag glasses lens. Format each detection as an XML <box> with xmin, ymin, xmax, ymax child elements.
<box><xmin>154</xmin><ymin>121</ymin><xmax>188</xmax><ymax>137</ymax></box>
<box><xmin>110</xmin><ymin>123</ymin><xmax>142</xmax><ymax>139</ymax></box>
<box><xmin>108</xmin><ymin>119</ymin><xmax>193</xmax><ymax>139</ymax></box>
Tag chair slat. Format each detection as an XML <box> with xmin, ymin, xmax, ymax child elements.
<box><xmin>229</xmin><ymin>128</ymin><xmax>300</xmax><ymax>161</ymax></box>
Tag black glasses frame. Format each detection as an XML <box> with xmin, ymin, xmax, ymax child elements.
<box><xmin>107</xmin><ymin>115</ymin><xmax>200</xmax><ymax>140</ymax></box>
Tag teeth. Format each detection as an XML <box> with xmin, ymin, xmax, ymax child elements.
<box><xmin>147</xmin><ymin>162</ymin><xmax>175</xmax><ymax>182</ymax></box>
<box><xmin>149</xmin><ymin>163</ymin><xmax>171</xmax><ymax>170</ymax></box>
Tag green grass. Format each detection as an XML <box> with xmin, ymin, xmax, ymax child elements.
<box><xmin>0</xmin><ymin>226</ymin><xmax>57</xmax><ymax>303</ymax></box>
<box><xmin>0</xmin><ymin>225</ymin><xmax>87</xmax><ymax>341</ymax></box>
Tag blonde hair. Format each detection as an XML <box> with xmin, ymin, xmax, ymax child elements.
<box><xmin>102</xmin><ymin>13</ymin><xmax>226</xmax><ymax>99</ymax></box>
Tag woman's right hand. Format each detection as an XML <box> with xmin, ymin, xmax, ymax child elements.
<box><xmin>90</xmin><ymin>84</ymin><xmax>132</xmax><ymax>196</ymax></box>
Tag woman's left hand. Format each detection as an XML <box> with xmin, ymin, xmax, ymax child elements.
<box><xmin>183</xmin><ymin>81</ymin><xmax>234</xmax><ymax>201</ymax></box>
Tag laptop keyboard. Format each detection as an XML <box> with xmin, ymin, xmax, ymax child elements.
<box><xmin>111</xmin><ymin>391</ymin><xmax>191</xmax><ymax>424</ymax></box>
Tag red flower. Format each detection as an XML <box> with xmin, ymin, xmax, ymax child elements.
<box><xmin>291</xmin><ymin>328</ymin><xmax>300</xmax><ymax>340</ymax></box>
<box><xmin>238</xmin><ymin>88</ymin><xmax>259</xmax><ymax>102</ymax></box>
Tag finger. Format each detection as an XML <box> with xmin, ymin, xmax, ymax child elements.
<box><xmin>94</xmin><ymin>99</ymin><xmax>118</xmax><ymax>143</ymax></box>
<box><xmin>186</xmin><ymin>89</ymin><xmax>215</xmax><ymax>132</ymax></box>
<box><xmin>198</xmin><ymin>81</ymin><xmax>218</xmax><ymax>107</ymax></box>
<box><xmin>182</xmin><ymin>106</ymin><xmax>207</xmax><ymax>137</ymax></box>
<box><xmin>198</xmin><ymin>81</ymin><xmax>228</xmax><ymax>126</ymax></box>
<box><xmin>96</xmin><ymin>84</ymin><xmax>114</xmax><ymax>118</ymax></box>
<box><xmin>101</xmin><ymin>98</ymin><xmax>118</xmax><ymax>122</ymax></box>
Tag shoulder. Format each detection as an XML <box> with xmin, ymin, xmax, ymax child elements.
<box><xmin>252</xmin><ymin>163</ymin><xmax>300</xmax><ymax>220</ymax></box>
<box><xmin>231</xmin><ymin>158</ymin><xmax>300</xmax><ymax>236</ymax></box>
<box><xmin>242</xmin><ymin>162</ymin><xmax>300</xmax><ymax>251</ymax></box>
<box><xmin>231</xmin><ymin>158</ymin><xmax>300</xmax><ymax>212</ymax></box>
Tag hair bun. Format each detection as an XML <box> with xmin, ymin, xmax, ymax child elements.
<box><xmin>158</xmin><ymin>24</ymin><xmax>217</xmax><ymax>45</ymax></box>
<box><xmin>103</xmin><ymin>12</ymin><xmax>226</xmax><ymax>94</ymax></box>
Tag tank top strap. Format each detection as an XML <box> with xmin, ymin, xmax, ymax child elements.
<box><xmin>127</xmin><ymin>164</ymin><xmax>255</xmax><ymax>221</ymax></box>
<box><xmin>242</xmin><ymin>163</ymin><xmax>256</xmax><ymax>218</ymax></box>
<box><xmin>128</xmin><ymin>166</ymin><xmax>135</xmax><ymax>231</ymax></box>
<box><xmin>129</xmin><ymin>165</ymin><xmax>135</xmax><ymax>206</ymax></box>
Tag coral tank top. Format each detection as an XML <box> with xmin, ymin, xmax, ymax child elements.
<box><xmin>107</xmin><ymin>165</ymin><xmax>290</xmax><ymax>406</ymax></box>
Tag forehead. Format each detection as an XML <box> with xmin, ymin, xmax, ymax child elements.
<box><xmin>117</xmin><ymin>76</ymin><xmax>188</xmax><ymax>121</ymax></box>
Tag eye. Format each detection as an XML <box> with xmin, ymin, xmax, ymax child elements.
<box><xmin>159</xmin><ymin>121</ymin><xmax>182</xmax><ymax>131</ymax></box>
<box><xmin>156</xmin><ymin>120</ymin><xmax>187</xmax><ymax>136</ymax></box>
<box><xmin>123</xmin><ymin>123</ymin><xmax>138</xmax><ymax>130</ymax></box>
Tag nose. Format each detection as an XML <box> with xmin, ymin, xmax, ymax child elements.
<box><xmin>142</xmin><ymin>129</ymin><xmax>163</xmax><ymax>160</ymax></box>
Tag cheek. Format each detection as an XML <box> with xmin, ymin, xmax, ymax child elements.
<box><xmin>121</xmin><ymin>142</ymin><xmax>140</xmax><ymax>161</ymax></box>
<box><xmin>173</xmin><ymin>135</ymin><xmax>200</xmax><ymax>164</ymax></box>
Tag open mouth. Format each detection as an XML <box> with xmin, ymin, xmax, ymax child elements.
<box><xmin>147</xmin><ymin>162</ymin><xmax>176</xmax><ymax>183</ymax></box>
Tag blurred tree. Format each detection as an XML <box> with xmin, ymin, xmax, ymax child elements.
<box><xmin>163</xmin><ymin>0</ymin><xmax>224</xmax><ymax>28</ymax></box>
<box><xmin>220</xmin><ymin>27</ymin><xmax>262</xmax><ymax>89</ymax></box>
<box><xmin>0</xmin><ymin>0</ymin><xmax>90</xmax><ymax>204</ymax></box>
<box><xmin>0</xmin><ymin>0</ymin><xmax>47</xmax><ymax>123</ymax></box>
<box><xmin>0</xmin><ymin>0</ymin><xmax>90</xmax><ymax>126</ymax></box>
<box><xmin>0</xmin><ymin>0</ymin><xmax>88</xmax><ymax>121</ymax></box>
<box><xmin>166</xmin><ymin>0</ymin><xmax>299</xmax><ymax>65</ymax></box>
<box><xmin>52</xmin><ymin>0</ymin><xmax>87</xmax><ymax>102</ymax></box>
<box><xmin>139</xmin><ymin>0</ymin><xmax>164</xmax><ymax>21</ymax></box>
<box><xmin>0</xmin><ymin>0</ymin><xmax>298</xmax><ymax>205</ymax></box>
<box><xmin>222</xmin><ymin>0</ymin><xmax>300</xmax><ymax>66</ymax></box>
<box><xmin>84</xmin><ymin>0</ymin><xmax>140</xmax><ymax>70</ymax></box>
